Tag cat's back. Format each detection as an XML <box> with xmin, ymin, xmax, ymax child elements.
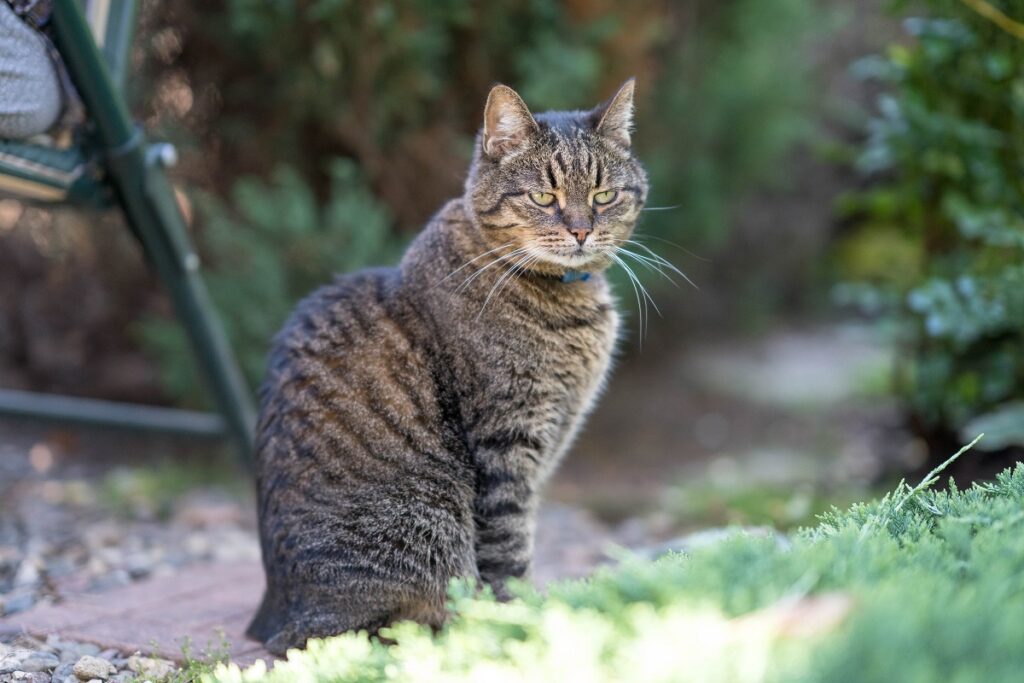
<box><xmin>266</xmin><ymin>266</ymin><xmax>401</xmax><ymax>380</ymax></box>
<box><xmin>255</xmin><ymin>265</ymin><xmax>441</xmax><ymax>472</ymax></box>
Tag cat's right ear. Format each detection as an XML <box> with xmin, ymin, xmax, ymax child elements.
<box><xmin>482</xmin><ymin>85</ymin><xmax>538</xmax><ymax>160</ymax></box>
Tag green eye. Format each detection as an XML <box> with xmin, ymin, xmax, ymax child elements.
<box><xmin>593</xmin><ymin>190</ymin><xmax>618</xmax><ymax>205</ymax></box>
<box><xmin>529</xmin><ymin>191</ymin><xmax>556</xmax><ymax>207</ymax></box>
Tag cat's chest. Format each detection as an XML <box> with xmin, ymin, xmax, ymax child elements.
<box><xmin>472</xmin><ymin>300</ymin><xmax>618</xmax><ymax>419</ymax></box>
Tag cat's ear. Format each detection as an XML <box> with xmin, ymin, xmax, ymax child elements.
<box><xmin>482</xmin><ymin>84</ymin><xmax>539</xmax><ymax>159</ymax></box>
<box><xmin>593</xmin><ymin>78</ymin><xmax>636</xmax><ymax>148</ymax></box>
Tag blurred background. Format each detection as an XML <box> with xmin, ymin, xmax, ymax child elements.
<box><xmin>1</xmin><ymin>0</ymin><xmax>1022</xmax><ymax>610</ymax></box>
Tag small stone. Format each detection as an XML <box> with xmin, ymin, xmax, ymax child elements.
<box><xmin>13</xmin><ymin>558</ymin><xmax>41</xmax><ymax>587</ymax></box>
<box><xmin>58</xmin><ymin>645</ymin><xmax>98</xmax><ymax>665</ymax></box>
<box><xmin>11</xmin><ymin>672</ymin><xmax>51</xmax><ymax>682</ymax></box>
<box><xmin>126</xmin><ymin>656</ymin><xmax>174</xmax><ymax>680</ymax></box>
<box><xmin>71</xmin><ymin>656</ymin><xmax>114</xmax><ymax>681</ymax></box>
<box><xmin>49</xmin><ymin>665</ymin><xmax>73</xmax><ymax>681</ymax></box>
<box><xmin>0</xmin><ymin>650</ymin><xmax>60</xmax><ymax>674</ymax></box>
<box><xmin>0</xmin><ymin>590</ymin><xmax>37</xmax><ymax>616</ymax></box>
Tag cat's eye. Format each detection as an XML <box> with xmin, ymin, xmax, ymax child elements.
<box><xmin>529</xmin><ymin>191</ymin><xmax>556</xmax><ymax>207</ymax></box>
<box><xmin>593</xmin><ymin>190</ymin><xmax>618</xmax><ymax>206</ymax></box>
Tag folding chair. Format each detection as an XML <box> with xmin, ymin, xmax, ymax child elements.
<box><xmin>0</xmin><ymin>0</ymin><xmax>256</xmax><ymax>460</ymax></box>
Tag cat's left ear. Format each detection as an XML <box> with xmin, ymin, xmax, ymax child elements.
<box><xmin>593</xmin><ymin>78</ymin><xmax>636</xmax><ymax>148</ymax></box>
<box><xmin>483</xmin><ymin>84</ymin><xmax>539</xmax><ymax>159</ymax></box>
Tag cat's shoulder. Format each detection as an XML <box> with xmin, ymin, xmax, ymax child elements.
<box><xmin>273</xmin><ymin>268</ymin><xmax>398</xmax><ymax>345</ymax></box>
<box><xmin>430</xmin><ymin>198</ymin><xmax>473</xmax><ymax>232</ymax></box>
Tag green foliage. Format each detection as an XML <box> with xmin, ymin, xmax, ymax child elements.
<box><xmin>139</xmin><ymin>160</ymin><xmax>401</xmax><ymax>402</ymax></box>
<box><xmin>159</xmin><ymin>0</ymin><xmax>820</xmax><ymax>241</ymax></box>
<box><xmin>138</xmin><ymin>0</ymin><xmax>825</xmax><ymax>402</ymax></box>
<box><xmin>207</xmin><ymin>447</ymin><xmax>1024</xmax><ymax>682</ymax></box>
<box><xmin>638</xmin><ymin>0</ymin><xmax>818</xmax><ymax>244</ymax></box>
<box><xmin>837</xmin><ymin>0</ymin><xmax>1024</xmax><ymax>448</ymax></box>
<box><xmin>98</xmin><ymin>458</ymin><xmax>246</xmax><ymax>521</ymax></box>
<box><xmin>663</xmin><ymin>480</ymin><xmax>867</xmax><ymax>531</ymax></box>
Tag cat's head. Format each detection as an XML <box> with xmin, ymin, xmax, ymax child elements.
<box><xmin>465</xmin><ymin>80</ymin><xmax>648</xmax><ymax>276</ymax></box>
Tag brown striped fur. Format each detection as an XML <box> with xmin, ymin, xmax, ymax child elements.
<box><xmin>248</xmin><ymin>80</ymin><xmax>648</xmax><ymax>654</ymax></box>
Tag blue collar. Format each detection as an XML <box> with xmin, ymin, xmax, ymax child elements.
<box><xmin>560</xmin><ymin>270</ymin><xmax>592</xmax><ymax>284</ymax></box>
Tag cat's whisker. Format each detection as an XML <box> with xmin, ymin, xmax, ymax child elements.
<box><xmin>476</xmin><ymin>250</ymin><xmax>538</xmax><ymax>320</ymax></box>
<box><xmin>610</xmin><ymin>238</ymin><xmax>699</xmax><ymax>290</ymax></box>
<box><xmin>500</xmin><ymin>252</ymin><xmax>542</xmax><ymax>304</ymax></box>
<box><xmin>629</xmin><ymin>233</ymin><xmax>711</xmax><ymax>263</ymax></box>
<box><xmin>436</xmin><ymin>242</ymin><xmax>515</xmax><ymax>287</ymax></box>
<box><xmin>640</xmin><ymin>204</ymin><xmax>681</xmax><ymax>212</ymax></box>
<box><xmin>608</xmin><ymin>251</ymin><xmax>646</xmax><ymax>348</ymax></box>
<box><xmin>611</xmin><ymin>251</ymin><xmax>661</xmax><ymax>341</ymax></box>
<box><xmin>624</xmin><ymin>240</ymin><xmax>698</xmax><ymax>290</ymax></box>
<box><xmin>454</xmin><ymin>246</ymin><xmax>532</xmax><ymax>295</ymax></box>
<box><xmin>476</xmin><ymin>255</ymin><xmax>525</xmax><ymax>317</ymax></box>
<box><xmin>615</xmin><ymin>247</ymin><xmax>680</xmax><ymax>288</ymax></box>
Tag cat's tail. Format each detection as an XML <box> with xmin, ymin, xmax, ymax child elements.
<box><xmin>246</xmin><ymin>589</ymin><xmax>280</xmax><ymax>643</ymax></box>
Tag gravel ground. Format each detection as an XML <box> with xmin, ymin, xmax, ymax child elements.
<box><xmin>0</xmin><ymin>446</ymin><xmax>661</xmax><ymax>621</ymax></box>
<box><xmin>1</xmin><ymin>635</ymin><xmax>178</xmax><ymax>682</ymax></box>
<box><xmin>0</xmin><ymin>429</ymin><xmax>669</xmax><ymax>680</ymax></box>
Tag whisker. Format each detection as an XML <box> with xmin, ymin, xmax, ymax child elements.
<box><xmin>640</xmin><ymin>204</ymin><xmax>681</xmax><ymax>212</ymax></box>
<box><xmin>454</xmin><ymin>246</ymin><xmax>531</xmax><ymax>295</ymax></box>
<box><xmin>435</xmin><ymin>242</ymin><xmax>515</xmax><ymax>287</ymax></box>
<box><xmin>612</xmin><ymin>250</ymin><xmax>661</xmax><ymax>338</ymax></box>
<box><xmin>629</xmin><ymin>234</ymin><xmax>711</xmax><ymax>263</ymax></box>
<box><xmin>609</xmin><ymin>237</ymin><xmax>699</xmax><ymax>291</ymax></box>
<box><xmin>608</xmin><ymin>251</ymin><xmax>646</xmax><ymax>348</ymax></box>
<box><xmin>623</xmin><ymin>240</ymin><xmax>698</xmax><ymax>290</ymax></box>
<box><xmin>476</xmin><ymin>250</ymin><xmax>538</xmax><ymax>320</ymax></box>
<box><xmin>615</xmin><ymin>247</ymin><xmax>679</xmax><ymax>287</ymax></box>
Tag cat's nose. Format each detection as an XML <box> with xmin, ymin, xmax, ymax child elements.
<box><xmin>567</xmin><ymin>226</ymin><xmax>593</xmax><ymax>245</ymax></box>
<box><xmin>563</xmin><ymin>209</ymin><xmax>593</xmax><ymax>245</ymax></box>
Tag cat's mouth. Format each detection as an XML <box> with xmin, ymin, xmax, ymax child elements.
<box><xmin>540</xmin><ymin>243</ymin><xmax>611</xmax><ymax>269</ymax></box>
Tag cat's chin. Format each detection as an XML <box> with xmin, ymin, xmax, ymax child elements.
<box><xmin>534</xmin><ymin>249</ymin><xmax>612</xmax><ymax>273</ymax></box>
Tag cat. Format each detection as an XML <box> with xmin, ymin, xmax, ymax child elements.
<box><xmin>247</xmin><ymin>79</ymin><xmax>648</xmax><ymax>655</ymax></box>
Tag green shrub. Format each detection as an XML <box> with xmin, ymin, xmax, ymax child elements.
<box><xmin>206</xmin><ymin>439</ymin><xmax>1024</xmax><ymax>682</ymax></box>
<box><xmin>138</xmin><ymin>0</ymin><xmax>823</xmax><ymax>402</ymax></box>
<box><xmin>139</xmin><ymin>160</ymin><xmax>401</xmax><ymax>403</ymax></box>
<box><xmin>147</xmin><ymin>0</ymin><xmax>820</xmax><ymax>243</ymax></box>
<box><xmin>837</xmin><ymin>0</ymin><xmax>1024</xmax><ymax>451</ymax></box>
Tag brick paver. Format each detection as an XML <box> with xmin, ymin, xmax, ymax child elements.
<box><xmin>0</xmin><ymin>560</ymin><xmax>274</xmax><ymax>667</ymax></box>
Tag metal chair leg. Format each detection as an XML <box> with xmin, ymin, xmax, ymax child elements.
<box><xmin>49</xmin><ymin>0</ymin><xmax>256</xmax><ymax>460</ymax></box>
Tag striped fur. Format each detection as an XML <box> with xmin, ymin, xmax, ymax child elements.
<box><xmin>248</xmin><ymin>80</ymin><xmax>648</xmax><ymax>655</ymax></box>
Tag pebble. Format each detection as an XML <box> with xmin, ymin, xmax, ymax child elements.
<box><xmin>126</xmin><ymin>655</ymin><xmax>174</xmax><ymax>680</ymax></box>
<box><xmin>0</xmin><ymin>650</ymin><xmax>59</xmax><ymax>674</ymax></box>
<box><xmin>0</xmin><ymin>640</ymin><xmax>179</xmax><ymax>683</ymax></box>
<box><xmin>56</xmin><ymin>644</ymin><xmax>98</xmax><ymax>665</ymax></box>
<box><xmin>49</xmin><ymin>665</ymin><xmax>73</xmax><ymax>681</ymax></box>
<box><xmin>0</xmin><ymin>591</ymin><xmax>37</xmax><ymax>616</ymax></box>
<box><xmin>71</xmin><ymin>656</ymin><xmax>114</xmax><ymax>681</ymax></box>
<box><xmin>2</xmin><ymin>477</ymin><xmax>260</xmax><ymax>624</ymax></box>
<box><xmin>11</xmin><ymin>673</ymin><xmax>51</xmax><ymax>683</ymax></box>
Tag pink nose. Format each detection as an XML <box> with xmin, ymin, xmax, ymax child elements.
<box><xmin>568</xmin><ymin>227</ymin><xmax>592</xmax><ymax>245</ymax></box>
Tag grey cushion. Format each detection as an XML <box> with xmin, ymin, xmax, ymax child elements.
<box><xmin>0</xmin><ymin>2</ymin><xmax>61</xmax><ymax>139</ymax></box>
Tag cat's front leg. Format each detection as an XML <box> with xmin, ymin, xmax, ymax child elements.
<box><xmin>472</xmin><ymin>434</ymin><xmax>543</xmax><ymax>599</ymax></box>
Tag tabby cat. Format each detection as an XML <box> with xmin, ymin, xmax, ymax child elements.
<box><xmin>248</xmin><ymin>79</ymin><xmax>649</xmax><ymax>655</ymax></box>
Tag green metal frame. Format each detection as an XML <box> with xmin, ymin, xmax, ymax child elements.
<box><xmin>0</xmin><ymin>0</ymin><xmax>255</xmax><ymax>460</ymax></box>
